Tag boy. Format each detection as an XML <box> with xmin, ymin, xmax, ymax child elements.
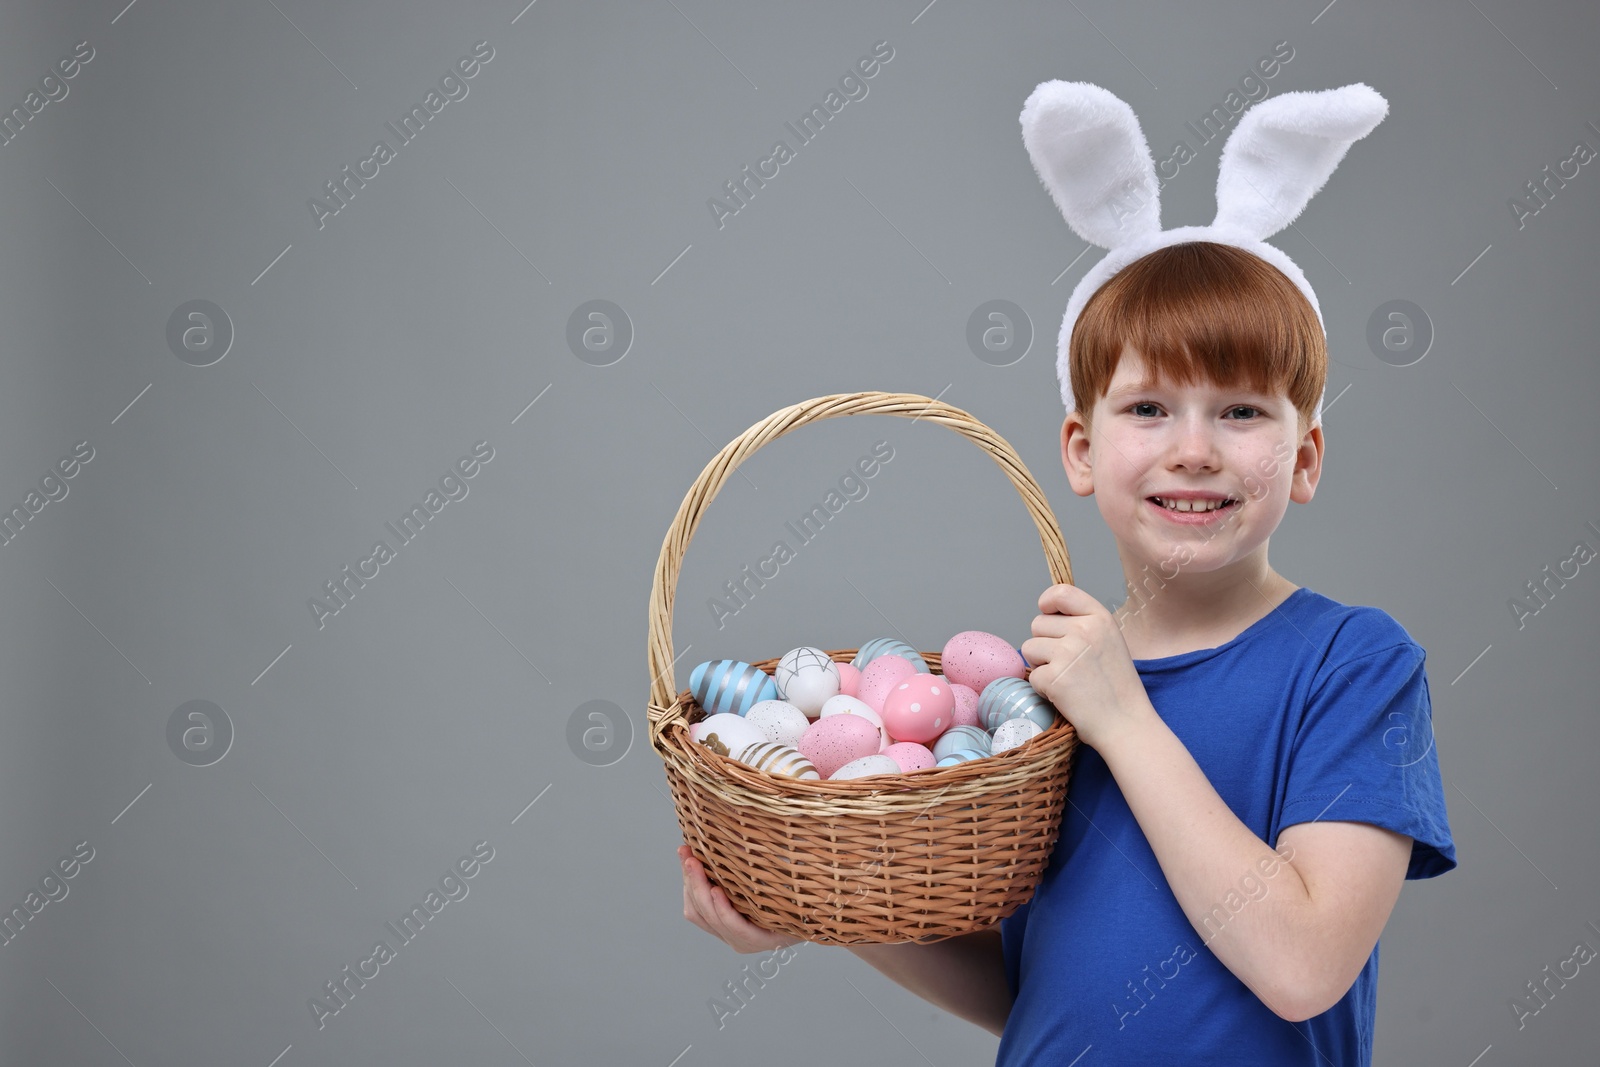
<box><xmin>680</xmin><ymin>240</ymin><xmax>1454</xmax><ymax>1064</ymax></box>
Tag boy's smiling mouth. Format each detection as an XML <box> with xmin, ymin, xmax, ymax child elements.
<box><xmin>1147</xmin><ymin>495</ymin><xmax>1240</xmax><ymax>521</ymax></box>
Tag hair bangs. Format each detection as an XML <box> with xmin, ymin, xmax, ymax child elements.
<box><xmin>1069</xmin><ymin>242</ymin><xmax>1326</xmax><ymax>435</ymax></box>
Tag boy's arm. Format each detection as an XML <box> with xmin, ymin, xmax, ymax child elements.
<box><xmin>1096</xmin><ymin>713</ymin><xmax>1411</xmax><ymax>1021</ymax></box>
<box><xmin>845</xmin><ymin>929</ymin><xmax>1013</xmax><ymax>1038</ymax></box>
<box><xmin>682</xmin><ymin>844</ymin><xmax>1013</xmax><ymax>1036</ymax></box>
<box><xmin>1023</xmin><ymin>584</ymin><xmax>1414</xmax><ymax>1022</ymax></box>
<box><xmin>678</xmin><ymin>844</ymin><xmax>1004</xmax><ymax>1036</ymax></box>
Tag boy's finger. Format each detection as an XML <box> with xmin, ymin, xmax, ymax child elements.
<box><xmin>683</xmin><ymin>871</ymin><xmax>709</xmax><ymax>932</ymax></box>
<box><xmin>685</xmin><ymin>871</ymin><xmax>722</xmax><ymax>935</ymax></box>
<box><xmin>681</xmin><ymin>851</ymin><xmax>721</xmax><ymax>928</ymax></box>
<box><xmin>1038</xmin><ymin>582</ymin><xmax>1105</xmax><ymax>617</ymax></box>
<box><xmin>708</xmin><ymin>883</ymin><xmax>745</xmax><ymax>930</ymax></box>
<box><xmin>1030</xmin><ymin>613</ymin><xmax>1076</xmax><ymax>639</ymax></box>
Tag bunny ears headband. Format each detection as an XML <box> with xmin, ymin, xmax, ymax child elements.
<box><xmin>1019</xmin><ymin>80</ymin><xmax>1390</xmax><ymax>425</ymax></box>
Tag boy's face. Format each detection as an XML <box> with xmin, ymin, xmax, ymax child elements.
<box><xmin>1060</xmin><ymin>347</ymin><xmax>1324</xmax><ymax>584</ymax></box>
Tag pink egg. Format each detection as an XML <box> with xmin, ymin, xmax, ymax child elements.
<box><xmin>819</xmin><ymin>696</ymin><xmax>890</xmax><ymax>752</ymax></box>
<box><xmin>880</xmin><ymin>674</ymin><xmax>956</xmax><ymax>744</ymax></box>
<box><xmin>949</xmin><ymin>683</ymin><xmax>981</xmax><ymax>728</ymax></box>
<box><xmin>798</xmin><ymin>714</ymin><xmax>883</xmax><ymax>779</ymax></box>
<box><xmin>883</xmin><ymin>742</ymin><xmax>936</xmax><ymax>773</ymax></box>
<box><xmin>941</xmin><ymin>631</ymin><xmax>1028</xmax><ymax>695</ymax></box>
<box><xmin>836</xmin><ymin>662</ymin><xmax>862</xmax><ymax>698</ymax></box>
<box><xmin>856</xmin><ymin>655</ymin><xmax>916</xmax><ymax>713</ymax></box>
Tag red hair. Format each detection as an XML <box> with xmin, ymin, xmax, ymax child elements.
<box><xmin>1069</xmin><ymin>242</ymin><xmax>1326</xmax><ymax>437</ymax></box>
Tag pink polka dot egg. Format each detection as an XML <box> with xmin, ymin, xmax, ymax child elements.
<box><xmin>880</xmin><ymin>674</ymin><xmax>955</xmax><ymax>744</ymax></box>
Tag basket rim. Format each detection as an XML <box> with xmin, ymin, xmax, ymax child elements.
<box><xmin>650</xmin><ymin>646</ymin><xmax>1078</xmax><ymax>806</ymax></box>
<box><xmin>645</xmin><ymin>391</ymin><xmax>1075</xmax><ymax>750</ymax></box>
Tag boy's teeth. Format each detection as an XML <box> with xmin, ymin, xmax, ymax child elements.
<box><xmin>1156</xmin><ymin>497</ymin><xmax>1230</xmax><ymax>512</ymax></box>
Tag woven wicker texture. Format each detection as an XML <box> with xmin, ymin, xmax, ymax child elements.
<box><xmin>647</xmin><ymin>392</ymin><xmax>1080</xmax><ymax>944</ymax></box>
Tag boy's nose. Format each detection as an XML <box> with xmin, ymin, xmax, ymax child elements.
<box><xmin>1168</xmin><ymin>417</ymin><xmax>1221</xmax><ymax>468</ymax></box>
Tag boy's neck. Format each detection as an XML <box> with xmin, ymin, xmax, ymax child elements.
<box><xmin>1113</xmin><ymin>561</ymin><xmax>1299</xmax><ymax>659</ymax></box>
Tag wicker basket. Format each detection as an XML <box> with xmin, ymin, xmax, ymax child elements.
<box><xmin>647</xmin><ymin>392</ymin><xmax>1079</xmax><ymax>945</ymax></box>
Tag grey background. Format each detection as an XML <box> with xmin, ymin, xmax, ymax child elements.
<box><xmin>0</xmin><ymin>0</ymin><xmax>1594</xmax><ymax>1064</ymax></box>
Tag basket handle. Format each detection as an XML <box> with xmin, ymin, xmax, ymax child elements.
<box><xmin>646</xmin><ymin>391</ymin><xmax>1074</xmax><ymax>737</ymax></box>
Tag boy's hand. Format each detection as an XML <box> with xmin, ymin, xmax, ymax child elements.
<box><xmin>1020</xmin><ymin>583</ymin><xmax>1154</xmax><ymax>752</ymax></box>
<box><xmin>679</xmin><ymin>844</ymin><xmax>803</xmax><ymax>954</ymax></box>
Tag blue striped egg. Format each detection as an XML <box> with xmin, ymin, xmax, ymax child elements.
<box><xmin>689</xmin><ymin>659</ymin><xmax>780</xmax><ymax>717</ymax></box>
<box><xmin>932</xmin><ymin>725</ymin><xmax>992</xmax><ymax>761</ymax></box>
<box><xmin>850</xmin><ymin>638</ymin><xmax>931</xmax><ymax>673</ymax></box>
<box><xmin>979</xmin><ymin>676</ymin><xmax>1057</xmax><ymax>732</ymax></box>
<box><xmin>934</xmin><ymin>748</ymin><xmax>987</xmax><ymax>767</ymax></box>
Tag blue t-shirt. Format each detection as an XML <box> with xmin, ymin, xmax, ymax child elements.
<box><xmin>996</xmin><ymin>587</ymin><xmax>1455</xmax><ymax>1066</ymax></box>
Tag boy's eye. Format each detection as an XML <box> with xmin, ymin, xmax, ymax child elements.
<box><xmin>1126</xmin><ymin>403</ymin><xmax>1262</xmax><ymax>419</ymax></box>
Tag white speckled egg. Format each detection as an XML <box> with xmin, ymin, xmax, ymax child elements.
<box><xmin>829</xmin><ymin>753</ymin><xmax>901</xmax><ymax>780</ymax></box>
<box><xmin>991</xmin><ymin>717</ymin><xmax>1045</xmax><ymax>754</ymax></box>
<box><xmin>744</xmin><ymin>700</ymin><xmax>811</xmax><ymax>748</ymax></box>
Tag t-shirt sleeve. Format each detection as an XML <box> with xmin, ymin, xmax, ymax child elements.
<box><xmin>1279</xmin><ymin>627</ymin><xmax>1457</xmax><ymax>879</ymax></box>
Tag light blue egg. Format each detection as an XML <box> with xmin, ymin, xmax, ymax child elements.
<box><xmin>688</xmin><ymin>659</ymin><xmax>780</xmax><ymax>718</ymax></box>
<box><xmin>979</xmin><ymin>676</ymin><xmax>1057</xmax><ymax>732</ymax></box>
<box><xmin>932</xmin><ymin>725</ymin><xmax>992</xmax><ymax>761</ymax></box>
<box><xmin>850</xmin><ymin>638</ymin><xmax>931</xmax><ymax>674</ymax></box>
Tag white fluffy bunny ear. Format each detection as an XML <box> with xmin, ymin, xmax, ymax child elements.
<box><xmin>1020</xmin><ymin>80</ymin><xmax>1161</xmax><ymax>250</ymax></box>
<box><xmin>1212</xmin><ymin>83</ymin><xmax>1389</xmax><ymax>240</ymax></box>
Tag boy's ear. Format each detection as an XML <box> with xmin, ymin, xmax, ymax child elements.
<box><xmin>1289</xmin><ymin>423</ymin><xmax>1325</xmax><ymax>504</ymax></box>
<box><xmin>1060</xmin><ymin>413</ymin><xmax>1095</xmax><ymax>497</ymax></box>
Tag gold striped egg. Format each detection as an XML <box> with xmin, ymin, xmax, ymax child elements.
<box><xmin>735</xmin><ymin>741</ymin><xmax>820</xmax><ymax>780</ymax></box>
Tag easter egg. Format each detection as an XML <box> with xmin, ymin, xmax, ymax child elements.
<box><xmin>941</xmin><ymin>631</ymin><xmax>1028</xmax><ymax>695</ymax></box>
<box><xmin>836</xmin><ymin>661</ymin><xmax>862</xmax><ymax>698</ymax></box>
<box><xmin>736</xmin><ymin>741</ymin><xmax>820</xmax><ymax>780</ymax></box>
<box><xmin>798</xmin><ymin>714</ymin><xmax>882</xmax><ymax>779</ymax></box>
<box><xmin>818</xmin><ymin>696</ymin><xmax>890</xmax><ymax>751</ymax></box>
<box><xmin>935</xmin><ymin>748</ymin><xmax>986</xmax><ymax>767</ymax></box>
<box><xmin>932</xmin><ymin>725</ymin><xmax>992</xmax><ymax>761</ymax></box>
<box><xmin>850</xmin><ymin>638</ymin><xmax>931</xmax><ymax>673</ymax></box>
<box><xmin>775</xmin><ymin>646</ymin><xmax>841</xmax><ymax>717</ymax></box>
<box><xmin>689</xmin><ymin>713</ymin><xmax>766</xmax><ymax>759</ymax></box>
<box><xmin>882</xmin><ymin>742</ymin><xmax>937</xmax><ymax>773</ymax></box>
<box><xmin>744</xmin><ymin>700</ymin><xmax>811</xmax><ymax>748</ymax></box>
<box><xmin>979</xmin><ymin>676</ymin><xmax>1057</xmax><ymax>732</ymax></box>
<box><xmin>689</xmin><ymin>659</ymin><xmax>780</xmax><ymax>718</ymax></box>
<box><xmin>829</xmin><ymin>754</ymin><xmax>900</xmax><ymax>781</ymax></box>
<box><xmin>992</xmin><ymin>717</ymin><xmax>1045</xmax><ymax>754</ymax></box>
<box><xmin>949</xmin><ymin>683</ymin><xmax>982</xmax><ymax>728</ymax></box>
<box><xmin>881</xmin><ymin>674</ymin><xmax>955</xmax><ymax>745</ymax></box>
<box><xmin>856</xmin><ymin>654</ymin><xmax>917</xmax><ymax>713</ymax></box>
